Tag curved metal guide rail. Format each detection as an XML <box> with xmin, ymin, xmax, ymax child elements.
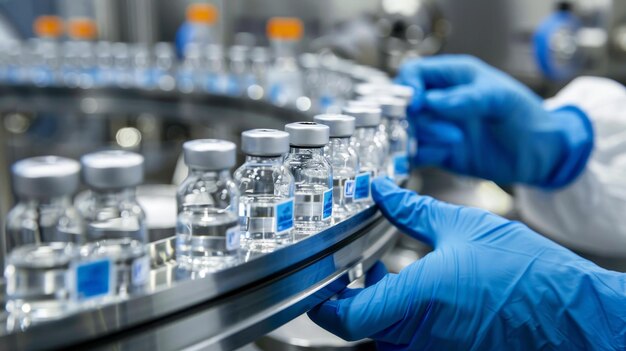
<box><xmin>0</xmin><ymin>206</ymin><xmax>397</xmax><ymax>351</ymax></box>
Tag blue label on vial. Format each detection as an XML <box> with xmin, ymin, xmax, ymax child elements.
<box><xmin>354</xmin><ymin>173</ymin><xmax>371</xmax><ymax>201</ymax></box>
<box><xmin>275</xmin><ymin>198</ymin><xmax>294</xmax><ymax>233</ymax></box>
<box><xmin>394</xmin><ymin>154</ymin><xmax>410</xmax><ymax>176</ymax></box>
<box><xmin>344</xmin><ymin>180</ymin><xmax>355</xmax><ymax>198</ymax></box>
<box><xmin>322</xmin><ymin>188</ymin><xmax>333</xmax><ymax>220</ymax></box>
<box><xmin>75</xmin><ymin>258</ymin><xmax>112</xmax><ymax>300</ymax></box>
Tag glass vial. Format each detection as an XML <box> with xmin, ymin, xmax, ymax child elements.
<box><xmin>314</xmin><ymin>114</ymin><xmax>360</xmax><ymax>222</ymax></box>
<box><xmin>5</xmin><ymin>156</ymin><xmax>83</xmax><ymax>327</ymax></box>
<box><xmin>379</xmin><ymin>97</ymin><xmax>410</xmax><ymax>181</ymax></box>
<box><xmin>176</xmin><ymin>139</ymin><xmax>240</xmax><ymax>277</ymax></box>
<box><xmin>234</xmin><ymin>129</ymin><xmax>295</xmax><ymax>254</ymax></box>
<box><xmin>343</xmin><ymin>105</ymin><xmax>386</xmax><ymax>206</ymax></box>
<box><xmin>76</xmin><ymin>150</ymin><xmax>148</xmax><ymax>302</ymax></box>
<box><xmin>284</xmin><ymin>122</ymin><xmax>333</xmax><ymax>237</ymax></box>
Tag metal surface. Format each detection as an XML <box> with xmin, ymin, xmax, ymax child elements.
<box><xmin>0</xmin><ymin>205</ymin><xmax>396</xmax><ymax>350</ymax></box>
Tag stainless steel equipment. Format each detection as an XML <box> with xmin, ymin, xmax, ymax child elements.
<box><xmin>0</xmin><ymin>205</ymin><xmax>398</xmax><ymax>350</ymax></box>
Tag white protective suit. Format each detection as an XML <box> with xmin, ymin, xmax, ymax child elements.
<box><xmin>516</xmin><ymin>77</ymin><xmax>626</xmax><ymax>258</ymax></box>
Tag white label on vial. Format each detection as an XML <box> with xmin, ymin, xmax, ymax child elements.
<box><xmin>226</xmin><ymin>225</ymin><xmax>241</xmax><ymax>251</ymax></box>
<box><xmin>275</xmin><ymin>198</ymin><xmax>295</xmax><ymax>233</ymax></box>
<box><xmin>132</xmin><ymin>256</ymin><xmax>150</xmax><ymax>287</ymax></box>
<box><xmin>73</xmin><ymin>258</ymin><xmax>114</xmax><ymax>301</ymax></box>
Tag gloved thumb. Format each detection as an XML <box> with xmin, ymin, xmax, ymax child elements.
<box><xmin>372</xmin><ymin>177</ymin><xmax>458</xmax><ymax>248</ymax></box>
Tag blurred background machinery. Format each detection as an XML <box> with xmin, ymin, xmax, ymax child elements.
<box><xmin>0</xmin><ymin>1</ymin><xmax>623</xmax><ymax>350</ymax></box>
<box><xmin>0</xmin><ymin>0</ymin><xmax>624</xmax><ymax>84</ymax></box>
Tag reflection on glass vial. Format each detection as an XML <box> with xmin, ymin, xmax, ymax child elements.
<box><xmin>4</xmin><ymin>156</ymin><xmax>83</xmax><ymax>327</ymax></box>
<box><xmin>235</xmin><ymin>129</ymin><xmax>295</xmax><ymax>255</ymax></box>
<box><xmin>75</xmin><ymin>150</ymin><xmax>149</xmax><ymax>302</ymax></box>
<box><xmin>176</xmin><ymin>139</ymin><xmax>241</xmax><ymax>277</ymax></box>
<box><xmin>284</xmin><ymin>122</ymin><xmax>333</xmax><ymax>236</ymax></box>
<box><xmin>314</xmin><ymin>114</ymin><xmax>360</xmax><ymax>222</ymax></box>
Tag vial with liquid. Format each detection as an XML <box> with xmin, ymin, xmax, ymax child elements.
<box><xmin>4</xmin><ymin>156</ymin><xmax>83</xmax><ymax>327</ymax></box>
<box><xmin>266</xmin><ymin>17</ymin><xmax>305</xmax><ymax>107</ymax></box>
<box><xmin>284</xmin><ymin>122</ymin><xmax>333</xmax><ymax>236</ymax></box>
<box><xmin>347</xmin><ymin>99</ymin><xmax>389</xmax><ymax>159</ymax></box>
<box><xmin>234</xmin><ymin>129</ymin><xmax>295</xmax><ymax>254</ymax></box>
<box><xmin>314</xmin><ymin>114</ymin><xmax>360</xmax><ymax>221</ymax></box>
<box><xmin>176</xmin><ymin>139</ymin><xmax>240</xmax><ymax>276</ymax></box>
<box><xmin>76</xmin><ymin>150</ymin><xmax>149</xmax><ymax>302</ymax></box>
<box><xmin>343</xmin><ymin>105</ymin><xmax>386</xmax><ymax>206</ymax></box>
<box><xmin>378</xmin><ymin>97</ymin><xmax>410</xmax><ymax>181</ymax></box>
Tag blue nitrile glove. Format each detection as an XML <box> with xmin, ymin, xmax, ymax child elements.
<box><xmin>308</xmin><ymin>177</ymin><xmax>626</xmax><ymax>350</ymax></box>
<box><xmin>395</xmin><ymin>55</ymin><xmax>594</xmax><ymax>188</ymax></box>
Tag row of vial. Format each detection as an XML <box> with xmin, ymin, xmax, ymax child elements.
<box><xmin>2</xmin><ymin>83</ymin><xmax>412</xmax><ymax>328</ymax></box>
<box><xmin>0</xmin><ymin>39</ymin><xmax>388</xmax><ymax>112</ymax></box>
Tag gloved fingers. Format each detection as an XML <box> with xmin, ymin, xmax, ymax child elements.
<box><xmin>308</xmin><ymin>272</ymin><xmax>409</xmax><ymax>341</ymax></box>
<box><xmin>410</xmin><ymin>114</ymin><xmax>464</xmax><ymax>168</ymax></box>
<box><xmin>333</xmin><ymin>261</ymin><xmax>389</xmax><ymax>300</ymax></box>
<box><xmin>365</xmin><ymin>261</ymin><xmax>388</xmax><ymax>287</ymax></box>
<box><xmin>398</xmin><ymin>55</ymin><xmax>478</xmax><ymax>90</ymax></box>
<box><xmin>397</xmin><ymin>56</ymin><xmax>480</xmax><ymax>115</ymax></box>
<box><xmin>372</xmin><ymin>177</ymin><xmax>461</xmax><ymax>247</ymax></box>
<box><xmin>424</xmin><ymin>84</ymin><xmax>492</xmax><ymax>120</ymax></box>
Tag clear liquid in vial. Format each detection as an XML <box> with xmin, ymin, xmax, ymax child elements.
<box><xmin>240</xmin><ymin>196</ymin><xmax>293</xmax><ymax>253</ymax></box>
<box><xmin>5</xmin><ymin>243</ymin><xmax>75</xmax><ymax>328</ymax></box>
<box><xmin>332</xmin><ymin>176</ymin><xmax>354</xmax><ymax>222</ymax></box>
<box><xmin>294</xmin><ymin>183</ymin><xmax>330</xmax><ymax>236</ymax></box>
<box><xmin>176</xmin><ymin>205</ymin><xmax>240</xmax><ymax>274</ymax></box>
<box><xmin>86</xmin><ymin>216</ymin><xmax>149</xmax><ymax>298</ymax></box>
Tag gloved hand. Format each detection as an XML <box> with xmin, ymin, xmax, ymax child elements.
<box><xmin>396</xmin><ymin>55</ymin><xmax>594</xmax><ymax>188</ymax></box>
<box><xmin>308</xmin><ymin>177</ymin><xmax>626</xmax><ymax>350</ymax></box>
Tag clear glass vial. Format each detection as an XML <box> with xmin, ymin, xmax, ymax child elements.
<box><xmin>314</xmin><ymin>114</ymin><xmax>360</xmax><ymax>221</ymax></box>
<box><xmin>234</xmin><ymin>129</ymin><xmax>295</xmax><ymax>254</ymax></box>
<box><xmin>76</xmin><ymin>150</ymin><xmax>148</xmax><ymax>301</ymax></box>
<box><xmin>5</xmin><ymin>156</ymin><xmax>83</xmax><ymax>327</ymax></box>
<box><xmin>284</xmin><ymin>122</ymin><xmax>333</xmax><ymax>236</ymax></box>
<box><xmin>347</xmin><ymin>99</ymin><xmax>389</xmax><ymax>159</ymax></box>
<box><xmin>343</xmin><ymin>105</ymin><xmax>386</xmax><ymax>206</ymax></box>
<box><xmin>378</xmin><ymin>96</ymin><xmax>410</xmax><ymax>181</ymax></box>
<box><xmin>176</xmin><ymin>139</ymin><xmax>240</xmax><ymax>277</ymax></box>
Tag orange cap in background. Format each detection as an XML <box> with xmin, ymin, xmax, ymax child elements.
<box><xmin>33</xmin><ymin>15</ymin><xmax>64</xmax><ymax>38</ymax></box>
<box><xmin>67</xmin><ymin>17</ymin><xmax>98</xmax><ymax>40</ymax></box>
<box><xmin>186</xmin><ymin>3</ymin><xmax>218</xmax><ymax>24</ymax></box>
<box><xmin>267</xmin><ymin>17</ymin><xmax>304</xmax><ymax>41</ymax></box>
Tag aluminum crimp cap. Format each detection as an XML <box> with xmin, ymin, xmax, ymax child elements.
<box><xmin>313</xmin><ymin>114</ymin><xmax>356</xmax><ymax>138</ymax></box>
<box><xmin>342</xmin><ymin>105</ymin><xmax>382</xmax><ymax>127</ymax></box>
<box><xmin>81</xmin><ymin>150</ymin><xmax>144</xmax><ymax>190</ymax></box>
<box><xmin>183</xmin><ymin>139</ymin><xmax>236</xmax><ymax>170</ymax></box>
<box><xmin>354</xmin><ymin>83</ymin><xmax>415</xmax><ymax>103</ymax></box>
<box><xmin>12</xmin><ymin>156</ymin><xmax>80</xmax><ymax>198</ymax></box>
<box><xmin>284</xmin><ymin>122</ymin><xmax>330</xmax><ymax>147</ymax></box>
<box><xmin>241</xmin><ymin>129</ymin><xmax>290</xmax><ymax>156</ymax></box>
<box><xmin>360</xmin><ymin>95</ymin><xmax>408</xmax><ymax>119</ymax></box>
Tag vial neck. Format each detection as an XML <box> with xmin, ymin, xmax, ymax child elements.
<box><xmin>289</xmin><ymin>146</ymin><xmax>324</xmax><ymax>156</ymax></box>
<box><xmin>271</xmin><ymin>39</ymin><xmax>298</xmax><ymax>62</ymax></box>
<box><xmin>331</xmin><ymin>136</ymin><xmax>351</xmax><ymax>144</ymax></box>
<box><xmin>355</xmin><ymin>126</ymin><xmax>378</xmax><ymax>138</ymax></box>
<box><xmin>387</xmin><ymin>117</ymin><xmax>403</xmax><ymax>127</ymax></box>
<box><xmin>21</xmin><ymin>195</ymin><xmax>73</xmax><ymax>209</ymax></box>
<box><xmin>189</xmin><ymin>168</ymin><xmax>232</xmax><ymax>180</ymax></box>
<box><xmin>246</xmin><ymin>155</ymin><xmax>284</xmax><ymax>165</ymax></box>
<box><xmin>90</xmin><ymin>187</ymin><xmax>137</xmax><ymax>204</ymax></box>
